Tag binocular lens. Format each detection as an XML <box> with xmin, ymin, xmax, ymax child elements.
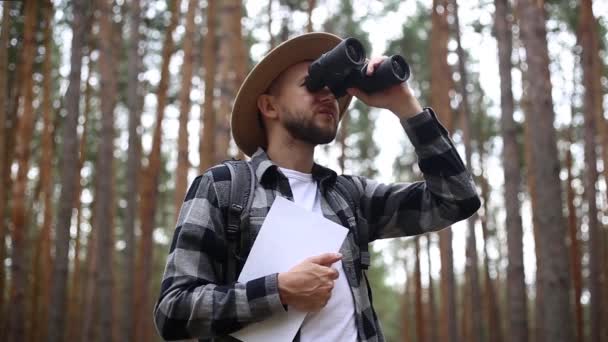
<box><xmin>392</xmin><ymin>59</ymin><xmax>403</xmax><ymax>76</ymax></box>
<box><xmin>345</xmin><ymin>39</ymin><xmax>364</xmax><ymax>64</ymax></box>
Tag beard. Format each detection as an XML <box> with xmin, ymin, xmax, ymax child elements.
<box><xmin>282</xmin><ymin>109</ymin><xmax>338</xmax><ymax>145</ymax></box>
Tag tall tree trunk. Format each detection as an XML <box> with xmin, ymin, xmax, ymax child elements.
<box><xmin>414</xmin><ymin>237</ymin><xmax>426</xmax><ymax>342</ymax></box>
<box><xmin>0</xmin><ymin>2</ymin><xmax>12</xmax><ymax>329</ymax></box>
<box><xmin>66</xmin><ymin>62</ymin><xmax>92</xmax><ymax>342</ymax></box>
<box><xmin>426</xmin><ymin>235</ymin><xmax>438</xmax><ymax>342</ymax></box>
<box><xmin>215</xmin><ymin>1</ymin><xmax>234</xmax><ymax>159</ymax></box>
<box><xmin>123</xmin><ymin>0</ymin><xmax>141</xmax><ymax>340</ymax></box>
<box><xmin>516</xmin><ymin>1</ymin><xmax>574</xmax><ymax>341</ymax></box>
<box><xmin>478</xmin><ymin>165</ymin><xmax>504</xmax><ymax>342</ymax></box>
<box><xmin>30</xmin><ymin>4</ymin><xmax>54</xmax><ymax>341</ymax></box>
<box><xmin>267</xmin><ymin>0</ymin><xmax>275</xmax><ymax>50</ymax></box>
<box><xmin>306</xmin><ymin>0</ymin><xmax>316</xmax><ymax>32</ymax></box>
<box><xmin>215</xmin><ymin>0</ymin><xmax>245</xmax><ymax>159</ymax></box>
<box><xmin>95</xmin><ymin>0</ymin><xmax>118</xmax><ymax>340</ymax></box>
<box><xmin>430</xmin><ymin>1</ymin><xmax>457</xmax><ymax>341</ymax></box>
<box><xmin>81</xmin><ymin>212</ymin><xmax>99</xmax><ymax>342</ymax></box>
<box><xmin>495</xmin><ymin>1</ymin><xmax>528</xmax><ymax>341</ymax></box>
<box><xmin>579</xmin><ymin>2</ymin><xmax>603</xmax><ymax>341</ymax></box>
<box><xmin>47</xmin><ymin>0</ymin><xmax>88</xmax><ymax>340</ymax></box>
<box><xmin>565</xmin><ymin>127</ymin><xmax>583</xmax><ymax>342</ymax></box>
<box><xmin>452</xmin><ymin>1</ymin><xmax>482</xmax><ymax>341</ymax></box>
<box><xmin>200</xmin><ymin>0</ymin><xmax>218</xmax><ymax>171</ymax></box>
<box><xmin>7</xmin><ymin>0</ymin><xmax>38</xmax><ymax>339</ymax></box>
<box><xmin>134</xmin><ymin>0</ymin><xmax>181</xmax><ymax>340</ymax></box>
<box><xmin>174</xmin><ymin>0</ymin><xmax>197</xmax><ymax>218</ymax></box>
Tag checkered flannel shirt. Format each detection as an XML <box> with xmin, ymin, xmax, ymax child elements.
<box><xmin>153</xmin><ymin>108</ymin><xmax>481</xmax><ymax>341</ymax></box>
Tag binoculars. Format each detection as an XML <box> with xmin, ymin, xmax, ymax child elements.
<box><xmin>305</xmin><ymin>37</ymin><xmax>410</xmax><ymax>98</ymax></box>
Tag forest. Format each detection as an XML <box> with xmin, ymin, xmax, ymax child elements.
<box><xmin>0</xmin><ymin>0</ymin><xmax>607</xmax><ymax>341</ymax></box>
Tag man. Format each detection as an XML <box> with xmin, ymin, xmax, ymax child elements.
<box><xmin>154</xmin><ymin>32</ymin><xmax>480</xmax><ymax>341</ymax></box>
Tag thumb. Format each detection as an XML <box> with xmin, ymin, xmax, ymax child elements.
<box><xmin>306</xmin><ymin>252</ymin><xmax>342</xmax><ymax>266</ymax></box>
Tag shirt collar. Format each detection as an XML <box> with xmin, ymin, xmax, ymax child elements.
<box><xmin>249</xmin><ymin>147</ymin><xmax>337</xmax><ymax>186</ymax></box>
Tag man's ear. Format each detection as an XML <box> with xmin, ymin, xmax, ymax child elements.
<box><xmin>257</xmin><ymin>94</ymin><xmax>279</xmax><ymax>120</ymax></box>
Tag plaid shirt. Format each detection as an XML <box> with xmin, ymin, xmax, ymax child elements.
<box><xmin>154</xmin><ymin>108</ymin><xmax>481</xmax><ymax>341</ymax></box>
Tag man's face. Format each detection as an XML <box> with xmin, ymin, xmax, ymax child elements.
<box><xmin>267</xmin><ymin>62</ymin><xmax>341</xmax><ymax>145</ymax></box>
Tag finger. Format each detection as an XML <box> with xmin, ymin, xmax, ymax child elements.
<box><xmin>327</xmin><ymin>267</ymin><xmax>339</xmax><ymax>280</ymax></box>
<box><xmin>366</xmin><ymin>56</ymin><xmax>388</xmax><ymax>76</ymax></box>
<box><xmin>306</xmin><ymin>252</ymin><xmax>342</xmax><ymax>265</ymax></box>
<box><xmin>347</xmin><ymin>88</ymin><xmax>369</xmax><ymax>103</ymax></box>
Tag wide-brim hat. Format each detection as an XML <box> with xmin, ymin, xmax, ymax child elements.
<box><xmin>231</xmin><ymin>32</ymin><xmax>353</xmax><ymax>157</ymax></box>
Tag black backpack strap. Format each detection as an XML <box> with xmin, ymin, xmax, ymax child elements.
<box><xmin>223</xmin><ymin>160</ymin><xmax>255</xmax><ymax>283</ymax></box>
<box><xmin>334</xmin><ymin>176</ymin><xmax>370</xmax><ymax>270</ymax></box>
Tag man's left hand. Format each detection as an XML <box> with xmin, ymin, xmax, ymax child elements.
<box><xmin>346</xmin><ymin>56</ymin><xmax>423</xmax><ymax>119</ymax></box>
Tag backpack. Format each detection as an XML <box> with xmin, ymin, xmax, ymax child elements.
<box><xmin>220</xmin><ymin>159</ymin><xmax>370</xmax><ymax>284</ymax></box>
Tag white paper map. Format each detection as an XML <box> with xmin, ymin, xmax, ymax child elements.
<box><xmin>230</xmin><ymin>196</ymin><xmax>348</xmax><ymax>342</ymax></box>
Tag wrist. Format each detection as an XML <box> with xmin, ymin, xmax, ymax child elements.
<box><xmin>277</xmin><ymin>272</ymin><xmax>290</xmax><ymax>305</ymax></box>
<box><xmin>392</xmin><ymin>100</ymin><xmax>423</xmax><ymax>120</ymax></box>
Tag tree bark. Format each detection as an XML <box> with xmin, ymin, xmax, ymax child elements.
<box><xmin>95</xmin><ymin>0</ymin><xmax>119</xmax><ymax>340</ymax></box>
<box><xmin>495</xmin><ymin>0</ymin><xmax>528</xmax><ymax>341</ymax></box>
<box><xmin>414</xmin><ymin>237</ymin><xmax>426</xmax><ymax>342</ymax></box>
<box><xmin>0</xmin><ymin>2</ymin><xmax>12</xmax><ymax>329</ymax></box>
<box><xmin>430</xmin><ymin>1</ymin><xmax>458</xmax><ymax>341</ymax></box>
<box><xmin>175</xmin><ymin>0</ymin><xmax>197</xmax><ymax>219</ymax></box>
<box><xmin>426</xmin><ymin>235</ymin><xmax>438</xmax><ymax>342</ymax></box>
<box><xmin>123</xmin><ymin>0</ymin><xmax>142</xmax><ymax>340</ymax></box>
<box><xmin>306</xmin><ymin>0</ymin><xmax>316</xmax><ymax>32</ymax></box>
<box><xmin>7</xmin><ymin>0</ymin><xmax>39</xmax><ymax>339</ymax></box>
<box><xmin>134</xmin><ymin>0</ymin><xmax>181</xmax><ymax>340</ymax></box>
<box><xmin>452</xmin><ymin>1</ymin><xmax>483</xmax><ymax>340</ymax></box>
<box><xmin>578</xmin><ymin>1</ymin><xmax>603</xmax><ymax>341</ymax></box>
<box><xmin>215</xmin><ymin>0</ymin><xmax>245</xmax><ymax>159</ymax></box>
<box><xmin>66</xmin><ymin>60</ymin><xmax>92</xmax><ymax>342</ymax></box>
<box><xmin>30</xmin><ymin>4</ymin><xmax>54</xmax><ymax>341</ymax></box>
<box><xmin>565</xmin><ymin>128</ymin><xmax>583</xmax><ymax>342</ymax></box>
<box><xmin>200</xmin><ymin>0</ymin><xmax>218</xmax><ymax>171</ymax></box>
<box><xmin>515</xmin><ymin>3</ymin><xmax>573</xmax><ymax>341</ymax></box>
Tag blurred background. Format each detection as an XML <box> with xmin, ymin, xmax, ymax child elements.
<box><xmin>1</xmin><ymin>0</ymin><xmax>607</xmax><ymax>341</ymax></box>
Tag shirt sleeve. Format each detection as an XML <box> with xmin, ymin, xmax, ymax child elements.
<box><xmin>153</xmin><ymin>172</ymin><xmax>285</xmax><ymax>340</ymax></box>
<box><xmin>354</xmin><ymin>107</ymin><xmax>481</xmax><ymax>241</ymax></box>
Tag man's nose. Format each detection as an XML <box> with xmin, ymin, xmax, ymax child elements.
<box><xmin>316</xmin><ymin>86</ymin><xmax>335</xmax><ymax>100</ymax></box>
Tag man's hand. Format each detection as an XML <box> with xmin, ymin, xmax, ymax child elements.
<box><xmin>277</xmin><ymin>253</ymin><xmax>342</xmax><ymax>312</ymax></box>
<box><xmin>346</xmin><ymin>56</ymin><xmax>423</xmax><ymax>119</ymax></box>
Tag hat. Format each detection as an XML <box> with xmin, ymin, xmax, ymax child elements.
<box><xmin>231</xmin><ymin>32</ymin><xmax>353</xmax><ymax>157</ymax></box>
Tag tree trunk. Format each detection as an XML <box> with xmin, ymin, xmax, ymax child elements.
<box><xmin>7</xmin><ymin>0</ymin><xmax>38</xmax><ymax>339</ymax></box>
<box><xmin>30</xmin><ymin>4</ymin><xmax>54</xmax><ymax>341</ymax></box>
<box><xmin>565</xmin><ymin>128</ymin><xmax>583</xmax><ymax>342</ymax></box>
<box><xmin>0</xmin><ymin>2</ymin><xmax>12</xmax><ymax>329</ymax></box>
<box><xmin>200</xmin><ymin>0</ymin><xmax>217</xmax><ymax>171</ymax></box>
<box><xmin>478</xmin><ymin>167</ymin><xmax>504</xmax><ymax>342</ymax></box>
<box><xmin>452</xmin><ymin>1</ymin><xmax>482</xmax><ymax>340</ymax></box>
<box><xmin>306</xmin><ymin>0</ymin><xmax>316</xmax><ymax>32</ymax></box>
<box><xmin>495</xmin><ymin>0</ymin><xmax>528</xmax><ymax>341</ymax></box>
<box><xmin>66</xmin><ymin>61</ymin><xmax>92</xmax><ymax>342</ymax></box>
<box><xmin>426</xmin><ymin>235</ymin><xmax>438</xmax><ymax>342</ymax></box>
<box><xmin>516</xmin><ymin>1</ymin><xmax>574</xmax><ymax>341</ymax></box>
<box><xmin>134</xmin><ymin>0</ymin><xmax>181</xmax><ymax>340</ymax></box>
<box><xmin>95</xmin><ymin>0</ymin><xmax>119</xmax><ymax>340</ymax></box>
<box><xmin>175</xmin><ymin>0</ymin><xmax>197</xmax><ymax>219</ymax></box>
<box><xmin>579</xmin><ymin>2</ymin><xmax>603</xmax><ymax>341</ymax></box>
<box><xmin>81</xmin><ymin>212</ymin><xmax>99</xmax><ymax>342</ymax></box>
<box><xmin>267</xmin><ymin>0</ymin><xmax>275</xmax><ymax>50</ymax></box>
<box><xmin>122</xmin><ymin>0</ymin><xmax>142</xmax><ymax>340</ymax></box>
<box><xmin>430</xmin><ymin>1</ymin><xmax>458</xmax><ymax>341</ymax></box>
<box><xmin>47</xmin><ymin>0</ymin><xmax>88</xmax><ymax>340</ymax></box>
<box><xmin>215</xmin><ymin>0</ymin><xmax>245</xmax><ymax>159</ymax></box>
<box><xmin>414</xmin><ymin>237</ymin><xmax>426</xmax><ymax>342</ymax></box>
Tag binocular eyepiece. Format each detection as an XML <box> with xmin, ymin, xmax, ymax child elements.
<box><xmin>305</xmin><ymin>37</ymin><xmax>410</xmax><ymax>98</ymax></box>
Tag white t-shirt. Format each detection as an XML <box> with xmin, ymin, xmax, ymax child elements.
<box><xmin>278</xmin><ymin>167</ymin><xmax>358</xmax><ymax>342</ymax></box>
